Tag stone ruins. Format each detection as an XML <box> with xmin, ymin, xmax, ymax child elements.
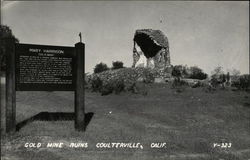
<box><xmin>88</xmin><ymin>29</ymin><xmax>172</xmax><ymax>88</ymax></box>
<box><xmin>132</xmin><ymin>29</ymin><xmax>171</xmax><ymax>70</ymax></box>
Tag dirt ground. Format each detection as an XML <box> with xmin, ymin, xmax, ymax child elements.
<box><xmin>1</xmin><ymin>82</ymin><xmax>250</xmax><ymax>160</ymax></box>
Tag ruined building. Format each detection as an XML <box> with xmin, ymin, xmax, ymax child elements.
<box><xmin>132</xmin><ymin>29</ymin><xmax>171</xmax><ymax>70</ymax></box>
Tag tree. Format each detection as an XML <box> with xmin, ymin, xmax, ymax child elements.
<box><xmin>94</xmin><ymin>62</ymin><xmax>109</xmax><ymax>73</ymax></box>
<box><xmin>112</xmin><ymin>61</ymin><xmax>124</xmax><ymax>70</ymax></box>
<box><xmin>228</xmin><ymin>68</ymin><xmax>240</xmax><ymax>77</ymax></box>
<box><xmin>182</xmin><ymin>65</ymin><xmax>191</xmax><ymax>78</ymax></box>
<box><xmin>238</xmin><ymin>74</ymin><xmax>250</xmax><ymax>91</ymax></box>
<box><xmin>189</xmin><ymin>66</ymin><xmax>207</xmax><ymax>80</ymax></box>
<box><xmin>211</xmin><ymin>66</ymin><xmax>224</xmax><ymax>77</ymax></box>
<box><xmin>0</xmin><ymin>25</ymin><xmax>19</xmax><ymax>71</ymax></box>
<box><xmin>171</xmin><ymin>65</ymin><xmax>182</xmax><ymax>78</ymax></box>
<box><xmin>210</xmin><ymin>66</ymin><xmax>225</xmax><ymax>88</ymax></box>
<box><xmin>225</xmin><ymin>68</ymin><xmax>241</xmax><ymax>83</ymax></box>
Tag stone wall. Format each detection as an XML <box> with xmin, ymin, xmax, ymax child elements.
<box><xmin>87</xmin><ymin>67</ymin><xmax>172</xmax><ymax>89</ymax></box>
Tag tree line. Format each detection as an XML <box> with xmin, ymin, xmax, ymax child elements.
<box><xmin>0</xmin><ymin>25</ymin><xmax>19</xmax><ymax>72</ymax></box>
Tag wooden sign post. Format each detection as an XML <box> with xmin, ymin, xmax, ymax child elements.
<box><xmin>5</xmin><ymin>38</ymin><xmax>16</xmax><ymax>133</ymax></box>
<box><xmin>5</xmin><ymin>40</ymin><xmax>86</xmax><ymax>133</ymax></box>
<box><xmin>74</xmin><ymin>42</ymin><xmax>85</xmax><ymax>131</ymax></box>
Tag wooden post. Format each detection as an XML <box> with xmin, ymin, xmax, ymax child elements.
<box><xmin>5</xmin><ymin>38</ymin><xmax>16</xmax><ymax>133</ymax></box>
<box><xmin>74</xmin><ymin>42</ymin><xmax>85</xmax><ymax>131</ymax></box>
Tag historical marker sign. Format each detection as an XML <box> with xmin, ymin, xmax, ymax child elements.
<box><xmin>15</xmin><ymin>44</ymin><xmax>75</xmax><ymax>91</ymax></box>
<box><xmin>6</xmin><ymin>40</ymin><xmax>85</xmax><ymax>133</ymax></box>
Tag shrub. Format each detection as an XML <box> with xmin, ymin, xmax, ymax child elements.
<box><xmin>101</xmin><ymin>83</ymin><xmax>113</xmax><ymax>96</ymax></box>
<box><xmin>128</xmin><ymin>82</ymin><xmax>138</xmax><ymax>94</ymax></box>
<box><xmin>143</xmin><ymin>69</ymin><xmax>155</xmax><ymax>83</ymax></box>
<box><xmin>94</xmin><ymin>62</ymin><xmax>109</xmax><ymax>73</ymax></box>
<box><xmin>189</xmin><ymin>66</ymin><xmax>207</xmax><ymax>80</ymax></box>
<box><xmin>171</xmin><ymin>65</ymin><xmax>207</xmax><ymax>80</ymax></box>
<box><xmin>219</xmin><ymin>74</ymin><xmax>226</xmax><ymax>83</ymax></box>
<box><xmin>171</xmin><ymin>65</ymin><xmax>191</xmax><ymax>78</ymax></box>
<box><xmin>112</xmin><ymin>61</ymin><xmax>124</xmax><ymax>70</ymax></box>
<box><xmin>210</xmin><ymin>75</ymin><xmax>220</xmax><ymax>88</ymax></box>
<box><xmin>113</xmin><ymin>80</ymin><xmax>125</xmax><ymax>94</ymax></box>
<box><xmin>172</xmin><ymin>65</ymin><xmax>182</xmax><ymax>78</ymax></box>
<box><xmin>172</xmin><ymin>77</ymin><xmax>180</xmax><ymax>88</ymax></box>
<box><xmin>91</xmin><ymin>77</ymin><xmax>103</xmax><ymax>92</ymax></box>
<box><xmin>209</xmin><ymin>66</ymin><xmax>225</xmax><ymax>88</ymax></box>
<box><xmin>100</xmin><ymin>79</ymin><xmax>125</xmax><ymax>96</ymax></box>
<box><xmin>171</xmin><ymin>77</ymin><xmax>188</xmax><ymax>88</ymax></box>
<box><xmin>231</xmin><ymin>80</ymin><xmax>240</xmax><ymax>88</ymax></box>
<box><xmin>192</xmin><ymin>81</ymin><xmax>203</xmax><ymax>88</ymax></box>
<box><xmin>237</xmin><ymin>74</ymin><xmax>250</xmax><ymax>91</ymax></box>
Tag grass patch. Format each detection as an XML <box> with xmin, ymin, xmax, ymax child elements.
<box><xmin>1</xmin><ymin>83</ymin><xmax>250</xmax><ymax>159</ymax></box>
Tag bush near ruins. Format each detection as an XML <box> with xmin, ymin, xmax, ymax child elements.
<box><xmin>171</xmin><ymin>65</ymin><xmax>207</xmax><ymax>80</ymax></box>
<box><xmin>113</xmin><ymin>79</ymin><xmax>125</xmax><ymax>94</ymax></box>
<box><xmin>89</xmin><ymin>67</ymin><xmax>155</xmax><ymax>95</ymax></box>
<box><xmin>142</xmin><ymin>68</ymin><xmax>155</xmax><ymax>83</ymax></box>
<box><xmin>100</xmin><ymin>79</ymin><xmax>125</xmax><ymax>96</ymax></box>
<box><xmin>90</xmin><ymin>74</ymin><xmax>126</xmax><ymax>96</ymax></box>
<box><xmin>171</xmin><ymin>77</ymin><xmax>188</xmax><ymax>88</ymax></box>
<box><xmin>94</xmin><ymin>62</ymin><xmax>109</xmax><ymax>74</ymax></box>
<box><xmin>112</xmin><ymin>61</ymin><xmax>124</xmax><ymax>70</ymax></box>
<box><xmin>171</xmin><ymin>65</ymin><xmax>183</xmax><ymax>78</ymax></box>
<box><xmin>101</xmin><ymin>83</ymin><xmax>113</xmax><ymax>96</ymax></box>
<box><xmin>91</xmin><ymin>76</ymin><xmax>103</xmax><ymax>92</ymax></box>
<box><xmin>189</xmin><ymin>66</ymin><xmax>207</xmax><ymax>80</ymax></box>
<box><xmin>171</xmin><ymin>65</ymin><xmax>188</xmax><ymax>89</ymax></box>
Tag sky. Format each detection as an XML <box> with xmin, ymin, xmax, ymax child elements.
<box><xmin>1</xmin><ymin>1</ymin><xmax>249</xmax><ymax>74</ymax></box>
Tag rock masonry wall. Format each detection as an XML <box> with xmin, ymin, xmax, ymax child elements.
<box><xmin>87</xmin><ymin>67</ymin><xmax>172</xmax><ymax>89</ymax></box>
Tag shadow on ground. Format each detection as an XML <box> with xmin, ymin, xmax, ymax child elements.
<box><xmin>16</xmin><ymin>112</ymin><xmax>94</xmax><ymax>131</ymax></box>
